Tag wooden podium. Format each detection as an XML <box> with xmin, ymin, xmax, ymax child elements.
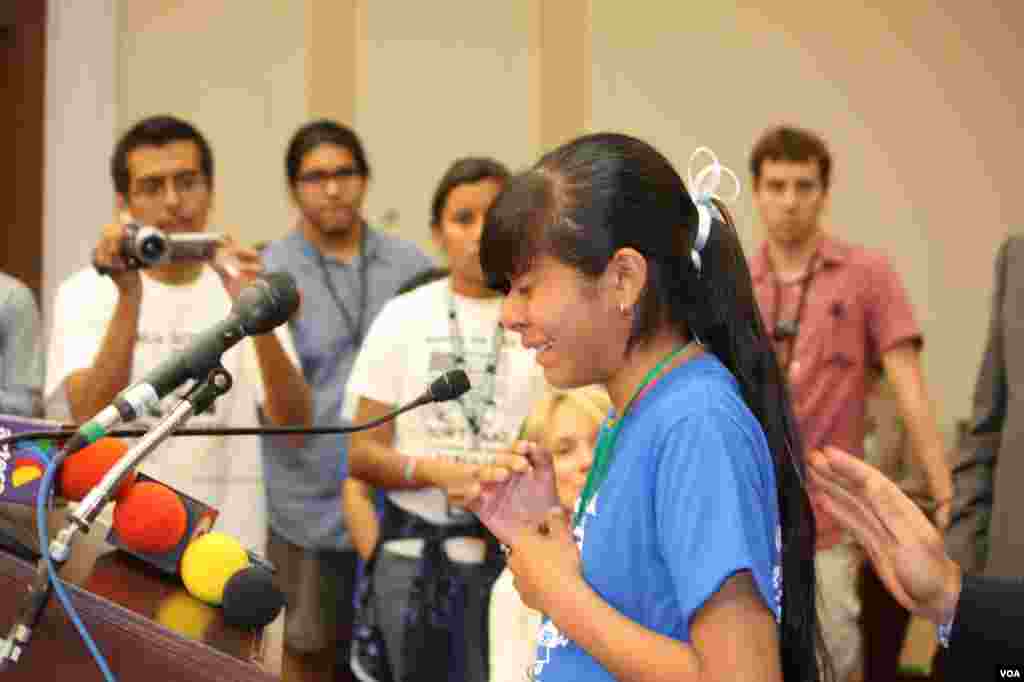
<box><xmin>0</xmin><ymin>510</ymin><xmax>279</xmax><ymax>681</ymax></box>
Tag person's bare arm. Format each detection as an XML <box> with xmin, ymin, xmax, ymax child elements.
<box><xmin>347</xmin><ymin>396</ymin><xmax>428</xmax><ymax>489</ymax></box>
<box><xmin>556</xmin><ymin>573</ymin><xmax>780</xmax><ymax>681</ymax></box>
<box><xmin>510</xmin><ymin>510</ymin><xmax>782</xmax><ymax>681</ymax></box>
<box><xmin>65</xmin><ymin>304</ymin><xmax>139</xmax><ymax>421</ymax></box>
<box><xmin>881</xmin><ymin>341</ymin><xmax>954</xmax><ymax>528</ymax></box>
<box><xmin>67</xmin><ymin>222</ymin><xmax>144</xmax><ymax>421</ymax></box>
<box><xmin>347</xmin><ymin>395</ymin><xmax>526</xmax><ymax>492</ymax></box>
<box><xmin>342</xmin><ymin>477</ymin><xmax>380</xmax><ymax>561</ymax></box>
<box><xmin>251</xmin><ymin>332</ymin><xmax>312</xmax><ymax>427</ymax></box>
<box><xmin>212</xmin><ymin>240</ymin><xmax>312</xmax><ymax>428</ymax></box>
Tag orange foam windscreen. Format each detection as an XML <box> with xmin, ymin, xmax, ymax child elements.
<box><xmin>59</xmin><ymin>437</ymin><xmax>136</xmax><ymax>501</ymax></box>
<box><xmin>112</xmin><ymin>481</ymin><xmax>188</xmax><ymax>555</ymax></box>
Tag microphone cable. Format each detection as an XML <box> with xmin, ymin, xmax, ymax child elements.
<box><xmin>2</xmin><ymin>421</ymin><xmax>414</xmax><ymax>449</ymax></box>
<box><xmin>0</xmin><ymin>369</ymin><xmax>470</xmax><ymax>680</ymax></box>
<box><xmin>0</xmin><ymin>367</ymin><xmax>473</xmax><ymax>451</ymax></box>
<box><xmin>34</xmin><ymin>442</ymin><xmax>118</xmax><ymax>682</ymax></box>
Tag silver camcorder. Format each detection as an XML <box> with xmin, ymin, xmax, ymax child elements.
<box><xmin>94</xmin><ymin>223</ymin><xmax>226</xmax><ymax>276</ymax></box>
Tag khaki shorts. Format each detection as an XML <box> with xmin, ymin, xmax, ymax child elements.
<box><xmin>266</xmin><ymin>528</ymin><xmax>358</xmax><ymax>655</ymax></box>
<box><xmin>816</xmin><ymin>537</ymin><xmax>864</xmax><ymax>680</ymax></box>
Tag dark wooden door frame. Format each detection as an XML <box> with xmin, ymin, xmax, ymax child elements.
<box><xmin>1</xmin><ymin>0</ymin><xmax>46</xmax><ymax>307</ymax></box>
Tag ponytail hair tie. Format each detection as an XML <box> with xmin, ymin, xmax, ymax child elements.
<box><xmin>687</xmin><ymin>146</ymin><xmax>741</xmax><ymax>274</ymax></box>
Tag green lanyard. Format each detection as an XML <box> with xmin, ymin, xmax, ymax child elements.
<box><xmin>573</xmin><ymin>343</ymin><xmax>695</xmax><ymax>528</ymax></box>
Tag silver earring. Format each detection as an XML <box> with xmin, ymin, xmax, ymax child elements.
<box><xmin>619</xmin><ymin>302</ymin><xmax>630</xmax><ymax>316</ymax></box>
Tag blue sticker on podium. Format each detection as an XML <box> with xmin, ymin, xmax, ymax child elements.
<box><xmin>0</xmin><ymin>414</ymin><xmax>62</xmax><ymax>508</ymax></box>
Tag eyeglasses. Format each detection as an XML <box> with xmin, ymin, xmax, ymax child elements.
<box><xmin>130</xmin><ymin>171</ymin><xmax>208</xmax><ymax>204</ymax></box>
<box><xmin>296</xmin><ymin>166</ymin><xmax>363</xmax><ymax>188</ymax></box>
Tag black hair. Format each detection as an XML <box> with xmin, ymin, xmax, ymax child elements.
<box><xmin>396</xmin><ymin>267</ymin><xmax>450</xmax><ymax>296</ymax></box>
<box><xmin>111</xmin><ymin>115</ymin><xmax>214</xmax><ymax>196</ymax></box>
<box><xmin>430</xmin><ymin>157</ymin><xmax>510</xmax><ymax>227</ymax></box>
<box><xmin>481</xmin><ymin>132</ymin><xmax>829</xmax><ymax>682</ymax></box>
<box><xmin>285</xmin><ymin>119</ymin><xmax>371</xmax><ymax>187</ymax></box>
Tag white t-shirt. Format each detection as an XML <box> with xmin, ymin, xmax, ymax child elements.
<box><xmin>490</xmin><ymin>567</ymin><xmax>541</xmax><ymax>682</ymax></box>
<box><xmin>345</xmin><ymin>278</ymin><xmax>546</xmax><ymax>525</ymax></box>
<box><xmin>45</xmin><ymin>266</ymin><xmax>299</xmax><ymax>551</ymax></box>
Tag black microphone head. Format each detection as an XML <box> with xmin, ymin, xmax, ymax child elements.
<box><xmin>428</xmin><ymin>370</ymin><xmax>471</xmax><ymax>403</ymax></box>
<box><xmin>221</xmin><ymin>566</ymin><xmax>286</xmax><ymax>630</ymax></box>
<box><xmin>235</xmin><ymin>271</ymin><xmax>301</xmax><ymax>335</ymax></box>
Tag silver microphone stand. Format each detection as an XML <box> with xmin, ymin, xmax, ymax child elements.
<box><xmin>0</xmin><ymin>368</ymin><xmax>232</xmax><ymax>669</ymax></box>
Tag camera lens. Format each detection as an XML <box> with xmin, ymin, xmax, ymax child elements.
<box><xmin>139</xmin><ymin>235</ymin><xmax>165</xmax><ymax>262</ymax></box>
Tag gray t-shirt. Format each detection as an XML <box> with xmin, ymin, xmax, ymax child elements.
<box><xmin>0</xmin><ymin>272</ymin><xmax>43</xmax><ymax>417</ymax></box>
<box><xmin>260</xmin><ymin>227</ymin><xmax>433</xmax><ymax>550</ymax></box>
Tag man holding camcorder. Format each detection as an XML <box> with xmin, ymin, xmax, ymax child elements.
<box><xmin>44</xmin><ymin>115</ymin><xmax>312</xmax><ymax>553</ymax></box>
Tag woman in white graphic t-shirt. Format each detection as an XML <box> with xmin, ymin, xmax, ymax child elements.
<box><xmin>344</xmin><ymin>157</ymin><xmax>546</xmax><ymax>682</ymax></box>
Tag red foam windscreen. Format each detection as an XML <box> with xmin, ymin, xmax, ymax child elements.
<box><xmin>112</xmin><ymin>481</ymin><xmax>188</xmax><ymax>555</ymax></box>
<box><xmin>59</xmin><ymin>437</ymin><xmax>136</xmax><ymax>501</ymax></box>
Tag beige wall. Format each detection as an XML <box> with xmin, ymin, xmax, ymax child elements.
<box><xmin>44</xmin><ymin>0</ymin><xmax>585</xmax><ymax>309</ymax></box>
<box><xmin>111</xmin><ymin>0</ymin><xmax>580</xmax><ymax>258</ymax></box>
<box><xmin>591</xmin><ymin>0</ymin><xmax>1024</xmax><ymax>433</ymax></box>
<box><xmin>117</xmin><ymin>1</ymin><xmax>307</xmax><ymax>245</ymax></box>
<box><xmin>46</xmin><ymin>0</ymin><xmax>1021</xmax><ymax>433</ymax></box>
<box><xmin>354</xmin><ymin>0</ymin><xmax>534</xmax><ymax>257</ymax></box>
<box><xmin>43</xmin><ymin>0</ymin><xmax>117</xmax><ymax>335</ymax></box>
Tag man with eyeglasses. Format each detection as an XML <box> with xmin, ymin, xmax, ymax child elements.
<box><xmin>44</xmin><ymin>115</ymin><xmax>312</xmax><ymax>556</ymax></box>
<box><xmin>747</xmin><ymin>125</ymin><xmax>952</xmax><ymax>681</ymax></box>
<box><xmin>259</xmin><ymin>119</ymin><xmax>432</xmax><ymax>680</ymax></box>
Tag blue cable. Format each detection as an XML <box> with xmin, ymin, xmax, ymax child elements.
<box><xmin>34</xmin><ymin>443</ymin><xmax>118</xmax><ymax>682</ymax></box>
<box><xmin>22</xmin><ymin>441</ymin><xmax>52</xmax><ymax>465</ymax></box>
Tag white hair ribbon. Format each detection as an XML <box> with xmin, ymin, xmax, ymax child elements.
<box><xmin>687</xmin><ymin>146</ymin><xmax>741</xmax><ymax>274</ymax></box>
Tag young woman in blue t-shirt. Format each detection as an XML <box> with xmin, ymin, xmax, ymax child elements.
<box><xmin>450</xmin><ymin>133</ymin><xmax>828</xmax><ymax>681</ymax></box>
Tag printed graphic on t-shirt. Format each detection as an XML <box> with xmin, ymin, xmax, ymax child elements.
<box><xmin>532</xmin><ymin>492</ymin><xmax>598</xmax><ymax>679</ymax></box>
<box><xmin>423</xmin><ymin>339</ymin><xmax>517</xmax><ymax>452</ymax></box>
<box><xmin>773</xmin><ymin>524</ymin><xmax>783</xmax><ymax>621</ymax></box>
<box><xmin>533</xmin><ymin>620</ymin><xmax>570</xmax><ymax>678</ymax></box>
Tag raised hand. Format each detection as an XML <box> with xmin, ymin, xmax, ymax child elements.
<box><xmin>808</xmin><ymin>446</ymin><xmax>961</xmax><ymax>625</ymax></box>
<box><xmin>425</xmin><ymin>446</ymin><xmax>532</xmax><ymax>520</ymax></box>
<box><xmin>507</xmin><ymin>506</ymin><xmax>582</xmax><ymax>614</ymax></box>
<box><xmin>211</xmin><ymin>236</ymin><xmax>264</xmax><ymax>300</ymax></box>
<box><xmin>466</xmin><ymin>441</ymin><xmax>559</xmax><ymax>546</ymax></box>
<box><xmin>92</xmin><ymin>220</ymin><xmax>142</xmax><ymax>296</ymax></box>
